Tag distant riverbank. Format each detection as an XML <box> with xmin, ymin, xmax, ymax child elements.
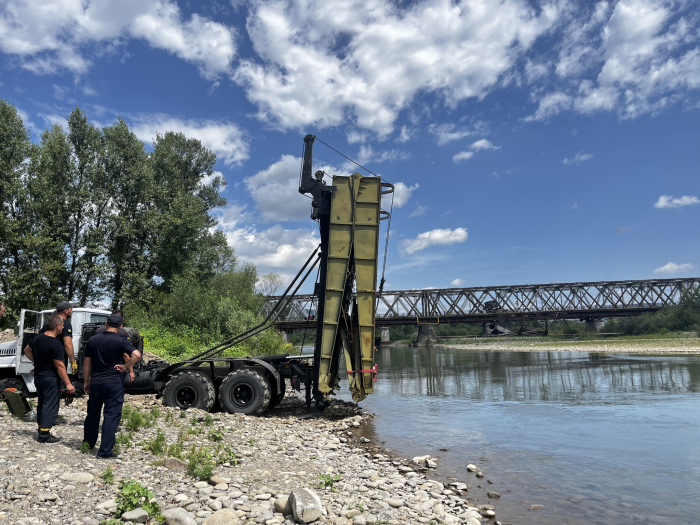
<box><xmin>440</xmin><ymin>335</ymin><xmax>700</xmax><ymax>353</ymax></box>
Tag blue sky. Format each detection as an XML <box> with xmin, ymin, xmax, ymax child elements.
<box><xmin>1</xmin><ymin>0</ymin><xmax>699</xmax><ymax>291</ymax></box>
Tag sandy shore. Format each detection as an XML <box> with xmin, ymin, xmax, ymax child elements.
<box><xmin>440</xmin><ymin>336</ymin><xmax>700</xmax><ymax>353</ymax></box>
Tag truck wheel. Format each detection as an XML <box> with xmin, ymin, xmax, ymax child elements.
<box><xmin>218</xmin><ymin>369</ymin><xmax>270</xmax><ymax>416</ymax></box>
<box><xmin>268</xmin><ymin>378</ymin><xmax>286</xmax><ymax>409</ymax></box>
<box><xmin>0</xmin><ymin>378</ymin><xmax>28</xmax><ymax>395</ymax></box>
<box><xmin>162</xmin><ymin>372</ymin><xmax>215</xmax><ymax>412</ymax></box>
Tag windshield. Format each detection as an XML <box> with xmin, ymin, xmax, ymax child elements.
<box><xmin>90</xmin><ymin>314</ymin><xmax>109</xmax><ymax>324</ymax></box>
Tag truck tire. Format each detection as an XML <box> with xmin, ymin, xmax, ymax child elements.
<box><xmin>218</xmin><ymin>369</ymin><xmax>270</xmax><ymax>416</ymax></box>
<box><xmin>268</xmin><ymin>378</ymin><xmax>286</xmax><ymax>409</ymax></box>
<box><xmin>0</xmin><ymin>378</ymin><xmax>28</xmax><ymax>395</ymax></box>
<box><xmin>162</xmin><ymin>371</ymin><xmax>215</xmax><ymax>412</ymax></box>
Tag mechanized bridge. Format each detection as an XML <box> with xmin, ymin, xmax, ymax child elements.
<box><xmin>265</xmin><ymin>277</ymin><xmax>700</xmax><ymax>333</ymax></box>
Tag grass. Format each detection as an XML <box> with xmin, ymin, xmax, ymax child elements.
<box><xmin>102</xmin><ymin>466</ymin><xmax>114</xmax><ymax>484</ymax></box>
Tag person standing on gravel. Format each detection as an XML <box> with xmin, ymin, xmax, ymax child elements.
<box><xmin>82</xmin><ymin>314</ymin><xmax>141</xmax><ymax>458</ymax></box>
<box><xmin>41</xmin><ymin>301</ymin><xmax>77</xmax><ymax>375</ymax></box>
<box><xmin>23</xmin><ymin>316</ymin><xmax>75</xmax><ymax>443</ymax></box>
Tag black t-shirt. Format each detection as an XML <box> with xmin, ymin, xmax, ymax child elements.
<box><xmin>40</xmin><ymin>318</ymin><xmax>72</xmax><ymax>346</ymax></box>
<box><xmin>30</xmin><ymin>334</ymin><xmax>64</xmax><ymax>379</ymax></box>
<box><xmin>85</xmin><ymin>332</ymin><xmax>136</xmax><ymax>385</ymax></box>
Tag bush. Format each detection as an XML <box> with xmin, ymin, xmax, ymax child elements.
<box><xmin>114</xmin><ymin>480</ymin><xmax>160</xmax><ymax>517</ymax></box>
<box><xmin>144</xmin><ymin>430</ymin><xmax>167</xmax><ymax>456</ymax></box>
<box><xmin>187</xmin><ymin>445</ymin><xmax>215</xmax><ymax>480</ymax></box>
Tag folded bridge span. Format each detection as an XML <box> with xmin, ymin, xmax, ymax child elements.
<box><xmin>265</xmin><ymin>277</ymin><xmax>700</xmax><ymax>331</ymax></box>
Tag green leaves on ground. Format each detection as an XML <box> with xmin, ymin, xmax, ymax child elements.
<box><xmin>114</xmin><ymin>479</ymin><xmax>160</xmax><ymax>517</ymax></box>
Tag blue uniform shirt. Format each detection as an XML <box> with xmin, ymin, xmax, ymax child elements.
<box><xmin>85</xmin><ymin>331</ymin><xmax>136</xmax><ymax>385</ymax></box>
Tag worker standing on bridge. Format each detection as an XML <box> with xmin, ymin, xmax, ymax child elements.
<box><xmin>82</xmin><ymin>314</ymin><xmax>141</xmax><ymax>458</ymax></box>
<box><xmin>23</xmin><ymin>316</ymin><xmax>75</xmax><ymax>443</ymax></box>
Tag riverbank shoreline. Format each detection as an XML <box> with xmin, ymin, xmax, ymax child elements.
<box><xmin>0</xmin><ymin>393</ymin><xmax>500</xmax><ymax>525</ymax></box>
<box><xmin>437</xmin><ymin>336</ymin><xmax>700</xmax><ymax>353</ymax></box>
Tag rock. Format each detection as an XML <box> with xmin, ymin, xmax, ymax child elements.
<box><xmin>59</xmin><ymin>472</ymin><xmax>94</xmax><ymax>483</ymax></box>
<box><xmin>384</xmin><ymin>498</ymin><xmax>404</xmax><ymax>508</ymax></box>
<box><xmin>289</xmin><ymin>488</ymin><xmax>323</xmax><ymax>523</ymax></box>
<box><xmin>466</xmin><ymin>519</ymin><xmax>481</xmax><ymax>525</ymax></box>
<box><xmin>448</xmin><ymin>482</ymin><xmax>467</xmax><ymax>491</ymax></box>
<box><xmin>425</xmin><ymin>459</ymin><xmax>437</xmax><ymax>469</ymax></box>
<box><xmin>487</xmin><ymin>492</ymin><xmax>500</xmax><ymax>499</ymax></box>
<box><xmin>254</xmin><ymin>493</ymin><xmax>271</xmax><ymax>500</ymax></box>
<box><xmin>432</xmin><ymin>504</ymin><xmax>445</xmax><ymax>517</ymax></box>
<box><xmin>165</xmin><ymin>458</ymin><xmax>189</xmax><ymax>470</ymax></box>
<box><xmin>122</xmin><ymin>508</ymin><xmax>149</xmax><ymax>523</ymax></box>
<box><xmin>214</xmin><ymin>483</ymin><xmax>228</xmax><ymax>491</ymax></box>
<box><xmin>476</xmin><ymin>471</ymin><xmax>484</xmax><ymax>478</ymax></box>
<box><xmin>207</xmin><ymin>499</ymin><xmax>223</xmax><ymax>511</ymax></box>
<box><xmin>466</xmin><ymin>464</ymin><xmax>478</xmax><ymax>472</ymax></box>
<box><xmin>527</xmin><ymin>504</ymin><xmax>543</xmax><ymax>511</ymax></box>
<box><xmin>359</xmin><ymin>437</ymin><xmax>370</xmax><ymax>443</ymax></box>
<box><xmin>413</xmin><ymin>455</ymin><xmax>431</xmax><ymax>464</ymax></box>
<box><xmin>84</xmin><ymin>520</ymin><xmax>100</xmax><ymax>525</ymax></box>
<box><xmin>194</xmin><ymin>482</ymin><xmax>209</xmax><ymax>489</ymax></box>
<box><xmin>273</xmin><ymin>496</ymin><xmax>292</xmax><ymax>515</ymax></box>
<box><xmin>352</xmin><ymin>515</ymin><xmax>366</xmax><ymax>525</ymax></box>
<box><xmin>162</xmin><ymin>508</ymin><xmax>197</xmax><ymax>525</ymax></box>
<box><xmin>202</xmin><ymin>508</ymin><xmax>240</xmax><ymax>524</ymax></box>
<box><xmin>209</xmin><ymin>476</ymin><xmax>230</xmax><ymax>485</ymax></box>
<box><xmin>481</xmin><ymin>510</ymin><xmax>496</xmax><ymax>518</ymax></box>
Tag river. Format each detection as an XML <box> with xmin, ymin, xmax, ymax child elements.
<box><xmin>335</xmin><ymin>346</ymin><xmax>700</xmax><ymax>524</ymax></box>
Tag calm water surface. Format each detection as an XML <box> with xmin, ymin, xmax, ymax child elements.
<box><xmin>336</xmin><ymin>347</ymin><xmax>700</xmax><ymax>525</ymax></box>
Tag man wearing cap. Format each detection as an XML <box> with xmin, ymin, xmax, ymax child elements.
<box><xmin>23</xmin><ymin>316</ymin><xmax>76</xmax><ymax>442</ymax></box>
<box><xmin>54</xmin><ymin>301</ymin><xmax>77</xmax><ymax>375</ymax></box>
<box><xmin>94</xmin><ymin>310</ymin><xmax>136</xmax><ymax>383</ymax></box>
<box><xmin>82</xmin><ymin>314</ymin><xmax>141</xmax><ymax>458</ymax></box>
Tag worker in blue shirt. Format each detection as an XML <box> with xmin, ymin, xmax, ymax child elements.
<box><xmin>82</xmin><ymin>314</ymin><xmax>141</xmax><ymax>458</ymax></box>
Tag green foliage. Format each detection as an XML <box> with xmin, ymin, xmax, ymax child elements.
<box><xmin>102</xmin><ymin>466</ymin><xmax>115</xmax><ymax>484</ymax></box>
<box><xmin>164</xmin><ymin>410</ymin><xmax>175</xmax><ymax>425</ymax></box>
<box><xmin>145</xmin><ymin>430</ymin><xmax>167</xmax><ymax>456</ymax></box>
<box><xmin>318</xmin><ymin>473</ymin><xmax>342</xmax><ymax>491</ymax></box>
<box><xmin>186</xmin><ymin>445</ymin><xmax>215</xmax><ymax>480</ymax></box>
<box><xmin>203</xmin><ymin>414</ymin><xmax>214</xmax><ymax>426</ymax></box>
<box><xmin>124</xmin><ymin>410</ymin><xmax>145</xmax><ymax>431</ymax></box>
<box><xmin>207</xmin><ymin>428</ymin><xmax>224</xmax><ymax>442</ymax></box>
<box><xmin>116</xmin><ymin>431</ymin><xmax>134</xmax><ymax>449</ymax></box>
<box><xmin>80</xmin><ymin>441</ymin><xmax>92</xmax><ymax>454</ymax></box>
<box><xmin>605</xmin><ymin>286</ymin><xmax>700</xmax><ymax>336</ymax></box>
<box><xmin>114</xmin><ymin>479</ymin><xmax>160</xmax><ymax>517</ymax></box>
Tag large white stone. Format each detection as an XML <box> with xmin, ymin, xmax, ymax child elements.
<box><xmin>59</xmin><ymin>472</ymin><xmax>94</xmax><ymax>483</ymax></box>
<box><xmin>289</xmin><ymin>488</ymin><xmax>323</xmax><ymax>523</ymax></box>
<box><xmin>202</xmin><ymin>508</ymin><xmax>240</xmax><ymax>525</ymax></box>
<box><xmin>162</xmin><ymin>507</ymin><xmax>197</xmax><ymax>525</ymax></box>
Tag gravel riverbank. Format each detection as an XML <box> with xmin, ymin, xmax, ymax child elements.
<box><xmin>0</xmin><ymin>393</ymin><xmax>500</xmax><ymax>525</ymax></box>
<box><xmin>441</xmin><ymin>336</ymin><xmax>700</xmax><ymax>353</ymax></box>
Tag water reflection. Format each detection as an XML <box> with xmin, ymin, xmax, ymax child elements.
<box><xmin>375</xmin><ymin>347</ymin><xmax>700</xmax><ymax>402</ymax></box>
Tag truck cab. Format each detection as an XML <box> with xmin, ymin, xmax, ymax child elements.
<box><xmin>0</xmin><ymin>307</ymin><xmax>110</xmax><ymax>393</ymax></box>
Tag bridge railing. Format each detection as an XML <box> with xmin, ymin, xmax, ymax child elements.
<box><xmin>264</xmin><ymin>277</ymin><xmax>700</xmax><ymax>328</ymax></box>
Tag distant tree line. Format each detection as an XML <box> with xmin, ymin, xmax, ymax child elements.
<box><xmin>0</xmin><ymin>100</ymin><xmax>287</xmax><ymax>357</ymax></box>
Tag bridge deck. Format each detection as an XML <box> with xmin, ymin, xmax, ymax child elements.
<box><xmin>265</xmin><ymin>277</ymin><xmax>700</xmax><ymax>330</ymax></box>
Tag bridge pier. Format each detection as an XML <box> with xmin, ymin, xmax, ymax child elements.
<box><xmin>585</xmin><ymin>319</ymin><xmax>604</xmax><ymax>333</ymax></box>
<box><xmin>416</xmin><ymin>325</ymin><xmax>438</xmax><ymax>346</ymax></box>
<box><xmin>281</xmin><ymin>330</ymin><xmax>292</xmax><ymax>344</ymax></box>
<box><xmin>380</xmin><ymin>327</ymin><xmax>391</xmax><ymax>344</ymax></box>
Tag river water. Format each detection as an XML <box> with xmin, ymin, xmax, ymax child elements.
<box><xmin>335</xmin><ymin>346</ymin><xmax>700</xmax><ymax>525</ymax></box>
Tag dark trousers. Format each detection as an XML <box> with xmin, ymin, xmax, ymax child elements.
<box><xmin>35</xmin><ymin>375</ymin><xmax>61</xmax><ymax>431</ymax></box>
<box><xmin>83</xmin><ymin>382</ymin><xmax>124</xmax><ymax>456</ymax></box>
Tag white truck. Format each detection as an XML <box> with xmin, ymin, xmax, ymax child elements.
<box><xmin>0</xmin><ymin>308</ymin><xmax>111</xmax><ymax>393</ymax></box>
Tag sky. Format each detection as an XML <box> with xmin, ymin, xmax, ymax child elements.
<box><xmin>1</xmin><ymin>0</ymin><xmax>699</xmax><ymax>292</ymax></box>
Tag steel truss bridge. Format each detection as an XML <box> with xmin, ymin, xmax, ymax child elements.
<box><xmin>265</xmin><ymin>277</ymin><xmax>700</xmax><ymax>331</ymax></box>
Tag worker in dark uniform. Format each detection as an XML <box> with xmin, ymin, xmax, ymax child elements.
<box><xmin>40</xmin><ymin>301</ymin><xmax>77</xmax><ymax>375</ymax></box>
<box><xmin>23</xmin><ymin>316</ymin><xmax>75</xmax><ymax>442</ymax></box>
<box><xmin>94</xmin><ymin>310</ymin><xmax>136</xmax><ymax>383</ymax></box>
<box><xmin>82</xmin><ymin>314</ymin><xmax>141</xmax><ymax>458</ymax></box>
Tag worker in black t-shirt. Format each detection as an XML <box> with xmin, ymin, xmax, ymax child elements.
<box><xmin>23</xmin><ymin>316</ymin><xmax>76</xmax><ymax>443</ymax></box>
<box><xmin>40</xmin><ymin>301</ymin><xmax>77</xmax><ymax>375</ymax></box>
<box><xmin>82</xmin><ymin>314</ymin><xmax>141</xmax><ymax>458</ymax></box>
<box><xmin>94</xmin><ymin>309</ymin><xmax>136</xmax><ymax>383</ymax></box>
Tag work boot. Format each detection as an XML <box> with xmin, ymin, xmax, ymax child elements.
<box><xmin>38</xmin><ymin>429</ymin><xmax>61</xmax><ymax>443</ymax></box>
<box><xmin>96</xmin><ymin>452</ymin><xmax>119</xmax><ymax>459</ymax></box>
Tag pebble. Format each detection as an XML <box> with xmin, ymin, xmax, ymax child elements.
<box><xmin>466</xmin><ymin>464</ymin><xmax>479</xmax><ymax>472</ymax></box>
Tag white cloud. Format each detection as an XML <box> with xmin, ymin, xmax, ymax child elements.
<box><xmin>395</xmin><ymin>126</ymin><xmax>414</xmax><ymax>143</ymax></box>
<box><xmin>392</xmin><ymin>182</ymin><xmax>419</xmax><ymax>208</ymax></box>
<box><xmin>653</xmin><ymin>262</ymin><xmax>696</xmax><ymax>275</ymax></box>
<box><xmin>244</xmin><ymin>154</ymin><xmax>310</xmax><ymax>222</ymax></box>
<box><xmin>453</xmin><ymin>151</ymin><xmax>474</xmax><ymax>163</ymax></box>
<box><xmin>429</xmin><ymin>123</ymin><xmax>474</xmax><ymax>146</ymax></box>
<box><xmin>654</xmin><ymin>195</ymin><xmax>700</xmax><ymax>208</ymax></box>
<box><xmin>0</xmin><ymin>0</ymin><xmax>236</xmax><ymax>79</ymax></box>
<box><xmin>450</xmin><ymin>278</ymin><xmax>465</xmax><ymax>287</ymax></box>
<box><xmin>400</xmin><ymin>227</ymin><xmax>468</xmax><ymax>255</ymax></box>
<box><xmin>409</xmin><ymin>205</ymin><xmax>429</xmax><ymax>218</ymax></box>
<box><xmin>529</xmin><ymin>0</ymin><xmax>700</xmax><ymax>121</ymax></box>
<box><xmin>469</xmin><ymin>139</ymin><xmax>500</xmax><ymax>151</ymax></box>
<box><xmin>563</xmin><ymin>152</ymin><xmax>593</xmax><ymax>165</ymax></box>
<box><xmin>235</xmin><ymin>0</ymin><xmax>559</xmax><ymax>136</ymax></box>
<box><xmin>130</xmin><ymin>114</ymin><xmax>249</xmax><ymax>166</ymax></box>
